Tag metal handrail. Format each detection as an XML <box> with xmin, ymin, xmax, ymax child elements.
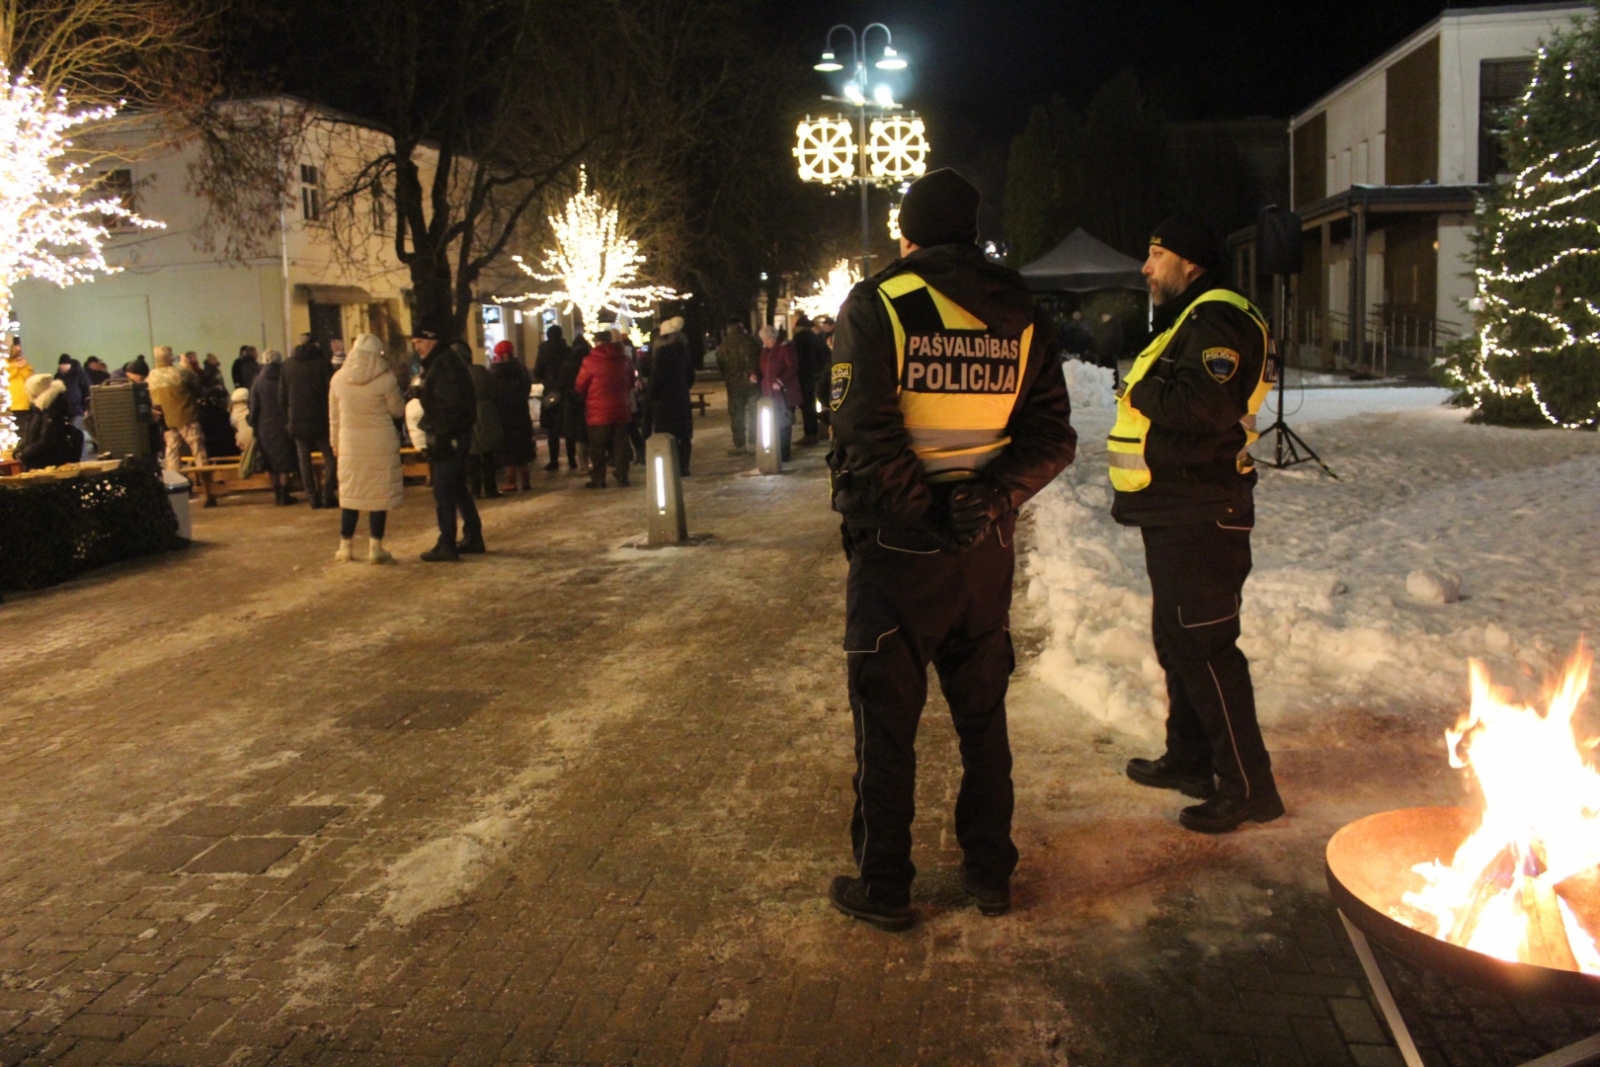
<box><xmin>1280</xmin><ymin>304</ymin><xmax>1460</xmax><ymax>377</ymax></box>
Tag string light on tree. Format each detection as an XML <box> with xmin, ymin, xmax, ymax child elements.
<box><xmin>505</xmin><ymin>167</ymin><xmax>681</xmax><ymax>329</ymax></box>
<box><xmin>866</xmin><ymin>115</ymin><xmax>928</xmax><ymax>183</ymax></box>
<box><xmin>1449</xmin><ymin>22</ymin><xmax>1600</xmax><ymax>429</ymax></box>
<box><xmin>793</xmin><ymin>116</ymin><xmax>856</xmax><ymax>185</ymax></box>
<box><xmin>796</xmin><ymin>259</ymin><xmax>860</xmax><ymax>320</ymax></box>
<box><xmin>0</xmin><ymin>66</ymin><xmax>160</xmax><ymax>450</ymax></box>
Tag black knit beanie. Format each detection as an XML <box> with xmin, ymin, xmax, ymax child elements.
<box><xmin>1150</xmin><ymin>214</ymin><xmax>1221</xmax><ymax>273</ymax></box>
<box><xmin>898</xmin><ymin>168</ymin><xmax>981</xmax><ymax>248</ymax></box>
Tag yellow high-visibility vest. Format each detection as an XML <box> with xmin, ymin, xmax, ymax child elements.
<box><xmin>1107</xmin><ymin>289</ymin><xmax>1272</xmax><ymax>493</ymax></box>
<box><xmin>874</xmin><ymin>272</ymin><xmax>1035</xmax><ymax>482</ymax></box>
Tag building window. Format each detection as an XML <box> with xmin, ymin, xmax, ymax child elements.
<box><xmin>370</xmin><ymin>179</ymin><xmax>389</xmax><ymax>235</ymax></box>
<box><xmin>300</xmin><ymin>163</ymin><xmax>323</xmax><ymax>221</ymax></box>
<box><xmin>92</xmin><ymin>168</ymin><xmax>135</xmax><ymax>230</ymax></box>
<box><xmin>1479</xmin><ymin>58</ymin><xmax>1535</xmax><ymax>183</ymax></box>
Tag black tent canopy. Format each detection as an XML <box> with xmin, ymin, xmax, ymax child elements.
<box><xmin>1017</xmin><ymin>229</ymin><xmax>1146</xmax><ymax>293</ymax></box>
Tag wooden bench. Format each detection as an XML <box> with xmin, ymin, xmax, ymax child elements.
<box><xmin>181</xmin><ymin>446</ymin><xmax>430</xmax><ymax>505</ymax></box>
<box><xmin>180</xmin><ymin>459</ymin><xmax>271</xmax><ymax>507</ymax></box>
<box><xmin>692</xmin><ymin>391</ymin><xmax>711</xmax><ymax>417</ymax></box>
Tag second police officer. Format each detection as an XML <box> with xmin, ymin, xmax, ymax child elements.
<box><xmin>1113</xmin><ymin>214</ymin><xmax>1285</xmax><ymax>833</ymax></box>
<box><xmin>826</xmin><ymin>168</ymin><xmax>1076</xmax><ymax>931</ymax></box>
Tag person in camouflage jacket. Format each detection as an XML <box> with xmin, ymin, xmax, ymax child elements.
<box><xmin>717</xmin><ymin>321</ymin><xmax>760</xmax><ymax>454</ymax></box>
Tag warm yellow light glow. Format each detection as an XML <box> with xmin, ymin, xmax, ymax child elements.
<box><xmin>794</xmin><ymin>116</ymin><xmax>856</xmax><ymax>185</ymax></box>
<box><xmin>887</xmin><ymin>205</ymin><xmax>901</xmax><ymax>242</ymax></box>
<box><xmin>0</xmin><ymin>67</ymin><xmax>161</xmax><ymax>449</ymax></box>
<box><xmin>796</xmin><ymin>259</ymin><xmax>861</xmax><ymax>321</ymax></box>
<box><xmin>506</xmin><ymin>167</ymin><xmax>679</xmax><ymax>329</ymax></box>
<box><xmin>1403</xmin><ymin>645</ymin><xmax>1600</xmax><ymax>973</ymax></box>
<box><xmin>867</xmin><ymin>116</ymin><xmax>928</xmax><ymax>184</ymax></box>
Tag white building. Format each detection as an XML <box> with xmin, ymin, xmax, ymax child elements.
<box><xmin>1282</xmin><ymin>2</ymin><xmax>1588</xmax><ymax>371</ymax></box>
<box><xmin>12</xmin><ymin>97</ymin><xmax>541</xmax><ymax>377</ymax></box>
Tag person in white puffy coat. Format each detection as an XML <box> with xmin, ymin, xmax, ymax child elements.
<box><xmin>328</xmin><ymin>333</ymin><xmax>405</xmax><ymax>564</ymax></box>
<box><xmin>229</xmin><ymin>387</ymin><xmax>253</xmax><ymax>453</ymax></box>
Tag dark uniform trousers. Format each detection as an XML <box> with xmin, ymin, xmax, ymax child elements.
<box><xmin>1141</xmin><ymin>521</ymin><xmax>1274</xmax><ymax>801</ymax></box>
<box><xmin>845</xmin><ymin>521</ymin><xmax>1020</xmax><ymax>907</ymax></box>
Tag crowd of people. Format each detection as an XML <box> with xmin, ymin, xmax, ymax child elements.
<box><xmin>5</xmin><ymin>306</ymin><xmax>837</xmax><ymax>564</ymax></box>
<box><xmin>714</xmin><ymin>314</ymin><xmax>835</xmax><ymax>460</ymax></box>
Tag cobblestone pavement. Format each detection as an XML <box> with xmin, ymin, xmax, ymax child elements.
<box><xmin>0</xmin><ymin>399</ymin><xmax>1584</xmax><ymax>1065</ymax></box>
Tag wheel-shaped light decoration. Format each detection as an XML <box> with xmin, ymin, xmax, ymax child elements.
<box><xmin>795</xmin><ymin>116</ymin><xmax>856</xmax><ymax>184</ymax></box>
<box><xmin>867</xmin><ymin>115</ymin><xmax>929</xmax><ymax>185</ymax></box>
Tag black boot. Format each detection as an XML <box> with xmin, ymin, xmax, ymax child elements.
<box><xmin>456</xmin><ymin>532</ymin><xmax>486</xmax><ymax>555</ymax></box>
<box><xmin>1126</xmin><ymin>756</ymin><xmax>1216</xmax><ymax>799</ymax></box>
<box><xmin>420</xmin><ymin>541</ymin><xmax>461</xmax><ymax>563</ymax></box>
<box><xmin>828</xmin><ymin>876</ymin><xmax>913</xmax><ymax>932</ymax></box>
<box><xmin>1179</xmin><ymin>790</ymin><xmax>1285</xmax><ymax>834</ymax></box>
<box><xmin>959</xmin><ymin>869</ymin><xmax>1010</xmax><ymax>917</ymax></box>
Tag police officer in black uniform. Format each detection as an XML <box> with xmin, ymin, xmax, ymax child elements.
<box><xmin>826</xmin><ymin>169</ymin><xmax>1076</xmax><ymax>931</ymax></box>
<box><xmin>1113</xmin><ymin>214</ymin><xmax>1284</xmax><ymax>834</ymax></box>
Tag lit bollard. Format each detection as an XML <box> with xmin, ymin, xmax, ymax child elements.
<box><xmin>645</xmin><ymin>435</ymin><xmax>688</xmax><ymax>546</ymax></box>
<box><xmin>755</xmin><ymin>397</ymin><xmax>783</xmax><ymax>475</ymax></box>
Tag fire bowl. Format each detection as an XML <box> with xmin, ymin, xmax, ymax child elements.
<box><xmin>1327</xmin><ymin>806</ymin><xmax>1600</xmax><ymax>1005</ymax></box>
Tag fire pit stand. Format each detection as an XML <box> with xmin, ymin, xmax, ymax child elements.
<box><xmin>1327</xmin><ymin>807</ymin><xmax>1600</xmax><ymax>1067</ymax></box>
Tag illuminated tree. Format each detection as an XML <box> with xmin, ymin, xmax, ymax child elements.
<box><xmin>795</xmin><ymin>258</ymin><xmax>860</xmax><ymax>321</ymax></box>
<box><xmin>1452</xmin><ymin>8</ymin><xmax>1600</xmax><ymax>428</ymax></box>
<box><xmin>0</xmin><ymin>66</ymin><xmax>159</xmax><ymax>449</ymax></box>
<box><xmin>508</xmin><ymin>168</ymin><xmax>679</xmax><ymax>329</ymax></box>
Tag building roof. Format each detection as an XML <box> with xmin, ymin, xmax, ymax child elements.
<box><xmin>1017</xmin><ymin>229</ymin><xmax>1146</xmax><ymax>293</ymax></box>
<box><xmin>1229</xmin><ymin>183</ymin><xmax>1487</xmax><ymax>248</ymax></box>
<box><xmin>1296</xmin><ymin>182</ymin><xmax>1485</xmax><ymax>229</ymax></box>
<box><xmin>1289</xmin><ymin>1</ymin><xmax>1590</xmax><ymax>129</ymax></box>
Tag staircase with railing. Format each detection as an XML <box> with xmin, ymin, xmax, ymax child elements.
<box><xmin>1285</xmin><ymin>305</ymin><xmax>1460</xmax><ymax>378</ymax></box>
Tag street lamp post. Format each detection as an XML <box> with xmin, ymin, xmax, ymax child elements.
<box><xmin>799</xmin><ymin>23</ymin><xmax>925</xmax><ymax>278</ymax></box>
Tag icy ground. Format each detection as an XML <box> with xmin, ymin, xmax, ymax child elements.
<box><xmin>1026</xmin><ymin>365</ymin><xmax>1600</xmax><ymax>741</ymax></box>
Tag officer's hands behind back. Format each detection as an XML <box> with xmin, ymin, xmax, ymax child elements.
<box><xmin>948</xmin><ymin>481</ymin><xmax>1008</xmax><ymax>552</ymax></box>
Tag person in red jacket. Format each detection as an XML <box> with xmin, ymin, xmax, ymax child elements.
<box><xmin>756</xmin><ymin>326</ymin><xmax>801</xmax><ymax>461</ymax></box>
<box><xmin>574</xmin><ymin>330</ymin><xmax>638</xmax><ymax>487</ymax></box>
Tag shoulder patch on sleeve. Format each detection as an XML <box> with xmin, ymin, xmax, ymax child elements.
<box><xmin>830</xmin><ymin>363</ymin><xmax>852</xmax><ymax>410</ymax></box>
<box><xmin>1202</xmin><ymin>347</ymin><xmax>1240</xmax><ymax>383</ymax></box>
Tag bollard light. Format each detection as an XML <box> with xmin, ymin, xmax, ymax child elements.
<box><xmin>645</xmin><ymin>435</ymin><xmax>688</xmax><ymax>545</ymax></box>
<box><xmin>755</xmin><ymin>397</ymin><xmax>783</xmax><ymax>475</ymax></box>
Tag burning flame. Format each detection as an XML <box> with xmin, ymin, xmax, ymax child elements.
<box><xmin>1403</xmin><ymin>643</ymin><xmax>1600</xmax><ymax>973</ymax></box>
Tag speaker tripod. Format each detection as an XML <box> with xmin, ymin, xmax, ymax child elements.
<box><xmin>1262</xmin><ymin>273</ymin><xmax>1338</xmax><ymax>480</ymax></box>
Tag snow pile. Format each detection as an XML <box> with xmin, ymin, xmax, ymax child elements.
<box><xmin>1406</xmin><ymin>568</ymin><xmax>1463</xmax><ymax>605</ymax></box>
<box><xmin>1022</xmin><ymin>394</ymin><xmax>1600</xmax><ymax>741</ymax></box>
<box><xmin>1063</xmin><ymin>358</ymin><xmax>1117</xmax><ymax>411</ymax></box>
<box><xmin>1023</xmin><ymin>467</ymin><xmax>1456</xmax><ymax>740</ymax></box>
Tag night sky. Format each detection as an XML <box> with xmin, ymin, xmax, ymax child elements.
<box><xmin>759</xmin><ymin>0</ymin><xmax>1572</xmax><ymax>230</ymax></box>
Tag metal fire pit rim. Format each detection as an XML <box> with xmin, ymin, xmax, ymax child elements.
<box><xmin>1325</xmin><ymin>806</ymin><xmax>1600</xmax><ymax>1006</ymax></box>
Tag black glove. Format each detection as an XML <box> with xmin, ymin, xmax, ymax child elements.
<box><xmin>947</xmin><ymin>481</ymin><xmax>1009</xmax><ymax>551</ymax></box>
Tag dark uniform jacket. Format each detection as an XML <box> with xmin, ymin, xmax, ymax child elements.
<box><xmin>829</xmin><ymin>243</ymin><xmax>1076</xmax><ymax>538</ymax></box>
<box><xmin>1111</xmin><ymin>276</ymin><xmax>1266</xmax><ymax>529</ymax></box>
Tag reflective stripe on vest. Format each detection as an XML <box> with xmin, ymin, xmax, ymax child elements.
<box><xmin>878</xmin><ymin>272</ymin><xmax>1034</xmax><ymax>481</ymax></box>
<box><xmin>1107</xmin><ymin>289</ymin><xmax>1271</xmax><ymax>493</ymax></box>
